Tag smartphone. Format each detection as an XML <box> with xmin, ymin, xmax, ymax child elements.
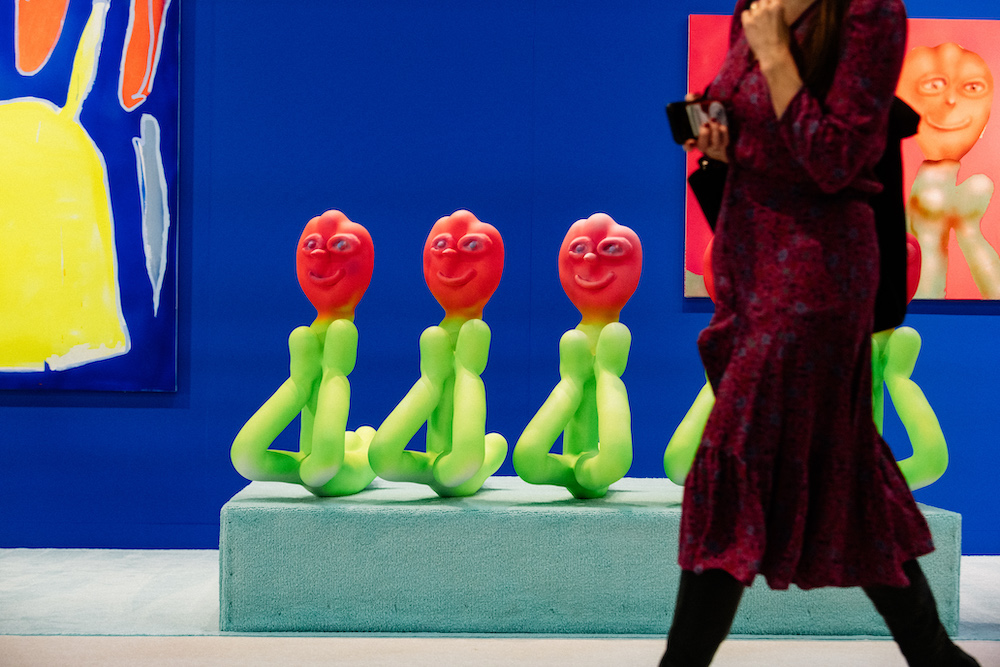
<box><xmin>666</xmin><ymin>99</ymin><xmax>728</xmax><ymax>145</ymax></box>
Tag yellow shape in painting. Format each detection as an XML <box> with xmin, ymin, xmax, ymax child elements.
<box><xmin>0</xmin><ymin>0</ymin><xmax>128</xmax><ymax>372</ymax></box>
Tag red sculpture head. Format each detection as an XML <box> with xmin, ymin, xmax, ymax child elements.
<box><xmin>898</xmin><ymin>42</ymin><xmax>993</xmax><ymax>161</ymax></box>
<box><xmin>423</xmin><ymin>210</ymin><xmax>504</xmax><ymax>320</ymax></box>
<box><xmin>906</xmin><ymin>232</ymin><xmax>922</xmax><ymax>304</ymax></box>
<box><xmin>558</xmin><ymin>213</ymin><xmax>642</xmax><ymax>323</ymax></box>
<box><xmin>703</xmin><ymin>238</ymin><xmax>716</xmax><ymax>303</ymax></box>
<box><xmin>296</xmin><ymin>210</ymin><xmax>374</xmax><ymax>321</ymax></box>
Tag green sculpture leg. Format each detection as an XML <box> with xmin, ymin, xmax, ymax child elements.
<box><xmin>574</xmin><ymin>323</ymin><xmax>633</xmax><ymax>493</ymax></box>
<box><xmin>299</xmin><ymin>320</ymin><xmax>357</xmax><ymax>487</ymax></box>
<box><xmin>433</xmin><ymin>432</ymin><xmax>508</xmax><ymax>497</ymax></box>
<box><xmin>663</xmin><ymin>379</ymin><xmax>715</xmax><ymax>486</ymax></box>
<box><xmin>514</xmin><ymin>323</ymin><xmax>635</xmax><ymax>499</ymax></box>
<box><xmin>369</xmin><ymin>325</ymin><xmax>452</xmax><ymax>485</ymax></box>
<box><xmin>884</xmin><ymin>327</ymin><xmax>948</xmax><ymax>490</ymax></box>
<box><xmin>512</xmin><ymin>377</ymin><xmax>587</xmax><ymax>488</ymax></box>
<box><xmin>562</xmin><ymin>382</ymin><xmax>604</xmax><ymax>499</ymax></box>
<box><xmin>309</xmin><ymin>426</ymin><xmax>377</xmax><ymax>497</ymax></box>
<box><xmin>231</xmin><ymin>378</ymin><xmax>307</xmax><ymax>483</ymax></box>
<box><xmin>433</xmin><ymin>319</ymin><xmax>491</xmax><ymax>489</ymax></box>
<box><xmin>513</xmin><ymin>329</ymin><xmax>591</xmax><ymax>489</ymax></box>
<box><xmin>663</xmin><ymin>327</ymin><xmax>949</xmax><ymax>491</ymax></box>
<box><xmin>871</xmin><ymin>329</ymin><xmax>892</xmax><ymax>434</ymax></box>
<box><xmin>434</xmin><ymin>319</ymin><xmax>508</xmax><ymax>497</ymax></box>
<box><xmin>231</xmin><ymin>326</ymin><xmax>322</xmax><ymax>484</ymax></box>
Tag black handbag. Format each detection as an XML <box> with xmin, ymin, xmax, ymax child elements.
<box><xmin>687</xmin><ymin>156</ymin><xmax>728</xmax><ymax>231</ymax></box>
<box><xmin>872</xmin><ymin>97</ymin><xmax>921</xmax><ymax>331</ymax></box>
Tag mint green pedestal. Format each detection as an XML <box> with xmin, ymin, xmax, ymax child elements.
<box><xmin>219</xmin><ymin>477</ymin><xmax>960</xmax><ymax>635</ymax></box>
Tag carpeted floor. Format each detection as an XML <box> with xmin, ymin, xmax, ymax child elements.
<box><xmin>0</xmin><ymin>549</ymin><xmax>997</xmax><ymax>666</ymax></box>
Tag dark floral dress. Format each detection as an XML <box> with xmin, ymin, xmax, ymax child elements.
<box><xmin>679</xmin><ymin>0</ymin><xmax>934</xmax><ymax>590</ymax></box>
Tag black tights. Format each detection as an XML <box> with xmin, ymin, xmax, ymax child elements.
<box><xmin>659</xmin><ymin>561</ymin><xmax>979</xmax><ymax>667</ymax></box>
<box><xmin>863</xmin><ymin>560</ymin><xmax>980</xmax><ymax>667</ymax></box>
<box><xmin>659</xmin><ymin>569</ymin><xmax>745</xmax><ymax>667</ymax></box>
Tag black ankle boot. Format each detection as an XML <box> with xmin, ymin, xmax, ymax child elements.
<box><xmin>659</xmin><ymin>568</ymin><xmax>746</xmax><ymax>667</ymax></box>
<box><xmin>864</xmin><ymin>560</ymin><xmax>980</xmax><ymax>667</ymax></box>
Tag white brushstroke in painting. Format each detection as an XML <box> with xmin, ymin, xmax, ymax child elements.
<box><xmin>133</xmin><ymin>112</ymin><xmax>170</xmax><ymax>316</ymax></box>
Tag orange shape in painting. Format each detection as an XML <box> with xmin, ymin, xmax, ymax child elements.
<box><xmin>119</xmin><ymin>0</ymin><xmax>172</xmax><ymax>111</ymax></box>
<box><xmin>558</xmin><ymin>213</ymin><xmax>642</xmax><ymax>323</ymax></box>
<box><xmin>898</xmin><ymin>42</ymin><xmax>994</xmax><ymax>162</ymax></box>
<box><xmin>15</xmin><ymin>0</ymin><xmax>70</xmax><ymax>76</ymax></box>
<box><xmin>296</xmin><ymin>210</ymin><xmax>375</xmax><ymax>322</ymax></box>
<box><xmin>423</xmin><ymin>210</ymin><xmax>504</xmax><ymax>320</ymax></box>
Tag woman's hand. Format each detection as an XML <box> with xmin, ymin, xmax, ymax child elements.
<box><xmin>684</xmin><ymin>120</ymin><xmax>730</xmax><ymax>163</ymax></box>
<box><xmin>741</xmin><ymin>0</ymin><xmax>803</xmax><ymax>118</ymax></box>
<box><xmin>741</xmin><ymin>0</ymin><xmax>793</xmax><ymax>69</ymax></box>
<box><xmin>684</xmin><ymin>93</ymin><xmax>729</xmax><ymax>162</ymax></box>
<box><xmin>682</xmin><ymin>91</ymin><xmax>730</xmax><ymax>162</ymax></box>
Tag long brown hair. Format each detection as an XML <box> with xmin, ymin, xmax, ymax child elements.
<box><xmin>794</xmin><ymin>0</ymin><xmax>852</xmax><ymax>97</ymax></box>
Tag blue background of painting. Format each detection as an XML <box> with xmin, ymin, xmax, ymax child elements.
<box><xmin>0</xmin><ymin>0</ymin><xmax>178</xmax><ymax>391</ymax></box>
<box><xmin>2</xmin><ymin>0</ymin><xmax>999</xmax><ymax>555</ymax></box>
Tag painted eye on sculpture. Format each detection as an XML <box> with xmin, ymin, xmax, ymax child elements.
<box><xmin>598</xmin><ymin>237</ymin><xmax>633</xmax><ymax>257</ymax></box>
<box><xmin>918</xmin><ymin>76</ymin><xmax>948</xmax><ymax>95</ymax></box>
<box><xmin>458</xmin><ymin>233</ymin><xmax>492</xmax><ymax>254</ymax></box>
<box><xmin>328</xmin><ymin>233</ymin><xmax>361</xmax><ymax>254</ymax></box>
<box><xmin>430</xmin><ymin>233</ymin><xmax>454</xmax><ymax>253</ymax></box>
<box><xmin>963</xmin><ymin>79</ymin><xmax>990</xmax><ymax>96</ymax></box>
<box><xmin>567</xmin><ymin>237</ymin><xmax>593</xmax><ymax>257</ymax></box>
<box><xmin>302</xmin><ymin>233</ymin><xmax>324</xmax><ymax>252</ymax></box>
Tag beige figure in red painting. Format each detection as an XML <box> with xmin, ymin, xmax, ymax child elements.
<box><xmin>898</xmin><ymin>42</ymin><xmax>999</xmax><ymax>298</ymax></box>
<box><xmin>513</xmin><ymin>213</ymin><xmax>642</xmax><ymax>498</ymax></box>
<box><xmin>369</xmin><ymin>210</ymin><xmax>508</xmax><ymax>497</ymax></box>
<box><xmin>231</xmin><ymin>210</ymin><xmax>378</xmax><ymax>496</ymax></box>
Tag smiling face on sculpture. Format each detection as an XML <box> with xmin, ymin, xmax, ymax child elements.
<box><xmin>559</xmin><ymin>214</ymin><xmax>642</xmax><ymax>323</ymax></box>
<box><xmin>898</xmin><ymin>43</ymin><xmax>993</xmax><ymax>161</ymax></box>
<box><xmin>423</xmin><ymin>210</ymin><xmax>504</xmax><ymax>320</ymax></box>
<box><xmin>296</xmin><ymin>210</ymin><xmax>374</xmax><ymax>321</ymax></box>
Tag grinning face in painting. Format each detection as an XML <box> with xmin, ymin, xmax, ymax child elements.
<box><xmin>558</xmin><ymin>213</ymin><xmax>642</xmax><ymax>324</ymax></box>
<box><xmin>296</xmin><ymin>210</ymin><xmax>374</xmax><ymax>321</ymax></box>
<box><xmin>898</xmin><ymin>42</ymin><xmax>994</xmax><ymax>162</ymax></box>
<box><xmin>422</xmin><ymin>210</ymin><xmax>504</xmax><ymax>320</ymax></box>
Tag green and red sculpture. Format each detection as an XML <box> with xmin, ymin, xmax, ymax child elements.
<box><xmin>513</xmin><ymin>213</ymin><xmax>642</xmax><ymax>498</ymax></box>
<box><xmin>368</xmin><ymin>210</ymin><xmax>508</xmax><ymax>497</ymax></box>
<box><xmin>231</xmin><ymin>210</ymin><xmax>377</xmax><ymax>496</ymax></box>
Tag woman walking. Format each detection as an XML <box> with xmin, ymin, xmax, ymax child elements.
<box><xmin>662</xmin><ymin>0</ymin><xmax>979</xmax><ymax>665</ymax></box>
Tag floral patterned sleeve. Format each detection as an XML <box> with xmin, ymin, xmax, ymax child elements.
<box><xmin>778</xmin><ymin>0</ymin><xmax>908</xmax><ymax>194</ymax></box>
<box><xmin>704</xmin><ymin>0</ymin><xmax>751</xmax><ymax>101</ymax></box>
<box><xmin>729</xmin><ymin>0</ymin><xmax>751</xmax><ymax>46</ymax></box>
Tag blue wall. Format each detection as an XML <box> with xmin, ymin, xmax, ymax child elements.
<box><xmin>2</xmin><ymin>0</ymin><xmax>998</xmax><ymax>554</ymax></box>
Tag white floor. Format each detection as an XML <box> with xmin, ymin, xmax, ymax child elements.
<box><xmin>0</xmin><ymin>549</ymin><xmax>997</xmax><ymax>666</ymax></box>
